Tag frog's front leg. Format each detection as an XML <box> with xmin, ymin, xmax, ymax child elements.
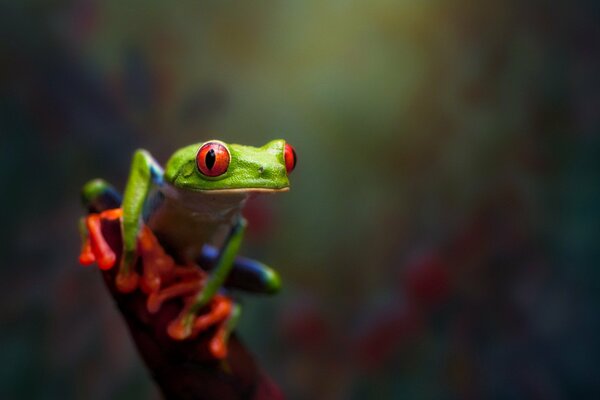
<box><xmin>193</xmin><ymin>217</ymin><xmax>247</xmax><ymax>311</ymax></box>
<box><xmin>170</xmin><ymin>217</ymin><xmax>247</xmax><ymax>339</ymax></box>
<box><xmin>118</xmin><ymin>150</ymin><xmax>164</xmax><ymax>292</ymax></box>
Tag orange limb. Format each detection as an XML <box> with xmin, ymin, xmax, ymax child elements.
<box><xmin>99</xmin><ymin>208</ymin><xmax>123</xmax><ymax>220</ymax></box>
<box><xmin>79</xmin><ymin>236</ymin><xmax>95</xmax><ymax>265</ymax></box>
<box><xmin>79</xmin><ymin>209</ymin><xmax>123</xmax><ymax>268</ymax></box>
<box><xmin>139</xmin><ymin>225</ymin><xmax>158</xmax><ymax>252</ymax></box>
<box><xmin>83</xmin><ymin>208</ymin><xmax>138</xmax><ymax>293</ymax></box>
<box><xmin>86</xmin><ymin>214</ymin><xmax>116</xmax><ymax>270</ymax></box>
<box><xmin>210</xmin><ymin>321</ymin><xmax>230</xmax><ymax>359</ymax></box>
<box><xmin>139</xmin><ymin>226</ymin><xmax>178</xmax><ymax>293</ymax></box>
<box><xmin>193</xmin><ymin>295</ymin><xmax>232</xmax><ymax>332</ymax></box>
<box><xmin>167</xmin><ymin>297</ymin><xmax>196</xmax><ymax>340</ymax></box>
<box><xmin>147</xmin><ymin>280</ymin><xmax>204</xmax><ymax>314</ymax></box>
<box><xmin>167</xmin><ymin>295</ymin><xmax>233</xmax><ymax>341</ymax></box>
<box><xmin>116</xmin><ymin>270</ymin><xmax>140</xmax><ymax>293</ymax></box>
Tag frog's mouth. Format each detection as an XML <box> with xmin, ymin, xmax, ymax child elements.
<box><xmin>159</xmin><ymin>184</ymin><xmax>290</xmax><ymax>215</ymax></box>
<box><xmin>199</xmin><ymin>187</ymin><xmax>290</xmax><ymax>195</ymax></box>
<box><xmin>160</xmin><ymin>183</ymin><xmax>289</xmax><ymax>202</ymax></box>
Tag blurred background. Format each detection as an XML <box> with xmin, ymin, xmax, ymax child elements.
<box><xmin>1</xmin><ymin>1</ymin><xmax>599</xmax><ymax>399</ymax></box>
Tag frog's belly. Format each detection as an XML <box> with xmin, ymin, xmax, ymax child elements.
<box><xmin>145</xmin><ymin>188</ymin><xmax>247</xmax><ymax>263</ymax></box>
<box><xmin>148</xmin><ymin>211</ymin><xmax>230</xmax><ymax>263</ymax></box>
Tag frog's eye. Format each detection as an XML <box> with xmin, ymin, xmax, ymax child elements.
<box><xmin>284</xmin><ymin>143</ymin><xmax>297</xmax><ymax>174</ymax></box>
<box><xmin>197</xmin><ymin>141</ymin><xmax>230</xmax><ymax>177</ymax></box>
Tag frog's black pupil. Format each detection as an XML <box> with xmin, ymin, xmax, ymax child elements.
<box><xmin>291</xmin><ymin>147</ymin><xmax>297</xmax><ymax>169</ymax></box>
<box><xmin>206</xmin><ymin>149</ymin><xmax>216</xmax><ymax>170</ymax></box>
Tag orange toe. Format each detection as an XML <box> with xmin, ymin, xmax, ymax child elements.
<box><xmin>116</xmin><ymin>271</ymin><xmax>139</xmax><ymax>293</ymax></box>
<box><xmin>79</xmin><ymin>238</ymin><xmax>95</xmax><ymax>265</ymax></box>
<box><xmin>193</xmin><ymin>296</ymin><xmax>232</xmax><ymax>332</ymax></box>
<box><xmin>209</xmin><ymin>324</ymin><xmax>229</xmax><ymax>359</ymax></box>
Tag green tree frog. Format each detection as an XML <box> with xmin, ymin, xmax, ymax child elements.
<box><xmin>79</xmin><ymin>139</ymin><xmax>296</xmax><ymax>357</ymax></box>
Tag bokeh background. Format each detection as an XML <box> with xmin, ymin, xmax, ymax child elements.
<box><xmin>2</xmin><ymin>1</ymin><xmax>599</xmax><ymax>399</ymax></box>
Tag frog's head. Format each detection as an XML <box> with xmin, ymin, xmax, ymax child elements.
<box><xmin>164</xmin><ymin>139</ymin><xmax>296</xmax><ymax>193</ymax></box>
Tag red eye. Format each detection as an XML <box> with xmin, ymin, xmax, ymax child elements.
<box><xmin>284</xmin><ymin>143</ymin><xmax>297</xmax><ymax>174</ymax></box>
<box><xmin>196</xmin><ymin>141</ymin><xmax>230</xmax><ymax>177</ymax></box>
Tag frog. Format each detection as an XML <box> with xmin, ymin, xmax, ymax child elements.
<box><xmin>78</xmin><ymin>139</ymin><xmax>296</xmax><ymax>358</ymax></box>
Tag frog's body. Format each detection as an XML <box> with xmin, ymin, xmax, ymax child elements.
<box><xmin>146</xmin><ymin>187</ymin><xmax>246</xmax><ymax>262</ymax></box>
<box><xmin>147</xmin><ymin>182</ymin><xmax>286</xmax><ymax>263</ymax></box>
<box><xmin>79</xmin><ymin>139</ymin><xmax>295</xmax><ymax>356</ymax></box>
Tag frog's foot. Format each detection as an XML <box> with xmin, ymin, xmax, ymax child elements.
<box><xmin>78</xmin><ymin>208</ymin><xmax>141</xmax><ymax>293</ymax></box>
<box><xmin>167</xmin><ymin>294</ymin><xmax>233</xmax><ymax>340</ymax></box>
<box><xmin>138</xmin><ymin>226</ymin><xmax>176</xmax><ymax>293</ymax></box>
<box><xmin>192</xmin><ymin>295</ymin><xmax>233</xmax><ymax>333</ymax></box>
<box><xmin>167</xmin><ymin>295</ymin><xmax>234</xmax><ymax>358</ymax></box>
<box><xmin>79</xmin><ymin>209</ymin><xmax>123</xmax><ymax>270</ymax></box>
<box><xmin>210</xmin><ymin>303</ymin><xmax>241</xmax><ymax>359</ymax></box>
<box><xmin>138</xmin><ymin>226</ymin><xmax>208</xmax><ymax>312</ymax></box>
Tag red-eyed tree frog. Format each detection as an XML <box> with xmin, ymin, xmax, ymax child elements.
<box><xmin>78</xmin><ymin>139</ymin><xmax>296</xmax><ymax>356</ymax></box>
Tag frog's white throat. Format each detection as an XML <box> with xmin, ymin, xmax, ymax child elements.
<box><xmin>158</xmin><ymin>183</ymin><xmax>287</xmax><ymax>217</ymax></box>
<box><xmin>159</xmin><ymin>183</ymin><xmax>251</xmax><ymax>217</ymax></box>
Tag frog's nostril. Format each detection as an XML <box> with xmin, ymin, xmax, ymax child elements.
<box><xmin>258</xmin><ymin>166</ymin><xmax>264</xmax><ymax>174</ymax></box>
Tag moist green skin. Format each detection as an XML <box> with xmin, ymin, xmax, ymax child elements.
<box><xmin>165</xmin><ymin>139</ymin><xmax>290</xmax><ymax>191</ymax></box>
